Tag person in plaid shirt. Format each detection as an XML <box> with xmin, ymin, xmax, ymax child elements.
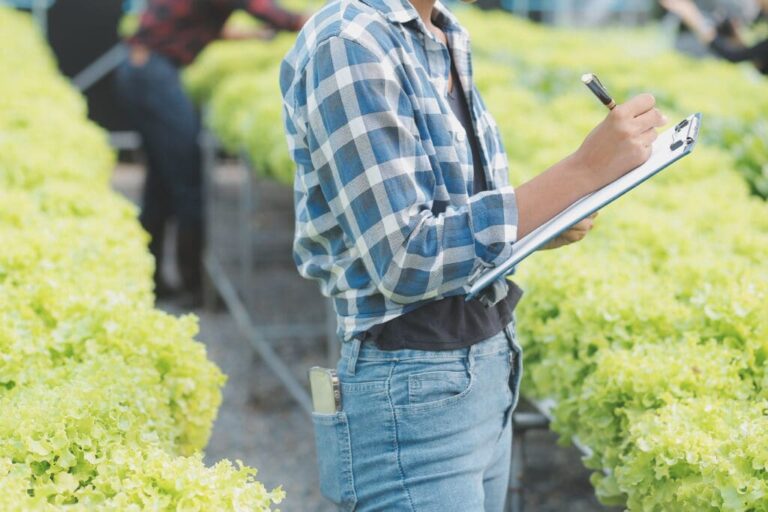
<box><xmin>116</xmin><ymin>0</ymin><xmax>306</xmax><ymax>306</ymax></box>
<box><xmin>281</xmin><ymin>0</ymin><xmax>666</xmax><ymax>508</ymax></box>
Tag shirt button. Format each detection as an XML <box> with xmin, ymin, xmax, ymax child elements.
<box><xmin>455</xmin><ymin>130</ymin><xmax>467</xmax><ymax>143</ymax></box>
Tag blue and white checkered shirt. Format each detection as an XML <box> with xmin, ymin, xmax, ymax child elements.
<box><xmin>280</xmin><ymin>0</ymin><xmax>518</xmax><ymax>341</ymax></box>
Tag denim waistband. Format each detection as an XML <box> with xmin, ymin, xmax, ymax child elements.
<box><xmin>340</xmin><ymin>323</ymin><xmax>513</xmax><ymax>364</ymax></box>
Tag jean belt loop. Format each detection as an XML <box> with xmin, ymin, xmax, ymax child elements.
<box><xmin>467</xmin><ymin>343</ymin><xmax>476</xmax><ymax>373</ymax></box>
<box><xmin>503</xmin><ymin>317</ymin><xmax>520</xmax><ymax>360</ymax></box>
<box><xmin>345</xmin><ymin>338</ymin><xmax>361</xmax><ymax>377</ymax></box>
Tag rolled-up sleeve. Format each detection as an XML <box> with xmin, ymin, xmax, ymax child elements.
<box><xmin>302</xmin><ymin>36</ymin><xmax>518</xmax><ymax>305</ymax></box>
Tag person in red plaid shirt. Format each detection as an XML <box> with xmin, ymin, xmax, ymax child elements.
<box><xmin>116</xmin><ymin>0</ymin><xmax>307</xmax><ymax>306</ymax></box>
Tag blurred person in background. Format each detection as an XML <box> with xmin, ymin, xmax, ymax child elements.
<box><xmin>281</xmin><ymin>0</ymin><xmax>666</xmax><ymax>508</ymax></box>
<box><xmin>116</xmin><ymin>0</ymin><xmax>307</xmax><ymax>307</ymax></box>
<box><xmin>666</xmin><ymin>0</ymin><xmax>761</xmax><ymax>56</ymax></box>
<box><xmin>662</xmin><ymin>0</ymin><xmax>768</xmax><ymax>73</ymax></box>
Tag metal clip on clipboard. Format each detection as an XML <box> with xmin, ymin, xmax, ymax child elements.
<box><xmin>669</xmin><ymin>117</ymin><xmax>696</xmax><ymax>152</ymax></box>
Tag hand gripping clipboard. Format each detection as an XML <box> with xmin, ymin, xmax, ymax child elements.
<box><xmin>466</xmin><ymin>113</ymin><xmax>702</xmax><ymax>301</ymax></box>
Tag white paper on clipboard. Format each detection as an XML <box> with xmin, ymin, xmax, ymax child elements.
<box><xmin>467</xmin><ymin>112</ymin><xmax>701</xmax><ymax>301</ymax></box>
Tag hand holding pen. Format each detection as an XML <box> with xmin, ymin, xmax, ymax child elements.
<box><xmin>541</xmin><ymin>75</ymin><xmax>667</xmax><ymax>250</ymax></box>
<box><xmin>513</xmin><ymin>72</ymin><xmax>669</xmax><ymax>243</ymax></box>
<box><xmin>572</xmin><ymin>73</ymin><xmax>668</xmax><ymax>192</ymax></box>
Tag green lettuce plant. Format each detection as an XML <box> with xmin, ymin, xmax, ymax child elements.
<box><xmin>0</xmin><ymin>8</ymin><xmax>283</xmax><ymax>510</ymax></box>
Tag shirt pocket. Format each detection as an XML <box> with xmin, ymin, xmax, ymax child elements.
<box><xmin>311</xmin><ymin>412</ymin><xmax>357</xmax><ymax>511</ymax></box>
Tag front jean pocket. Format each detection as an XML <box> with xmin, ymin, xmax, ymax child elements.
<box><xmin>393</xmin><ymin>359</ymin><xmax>474</xmax><ymax>414</ymax></box>
<box><xmin>312</xmin><ymin>412</ymin><xmax>357</xmax><ymax>511</ymax></box>
<box><xmin>408</xmin><ymin>370</ymin><xmax>470</xmax><ymax>405</ymax></box>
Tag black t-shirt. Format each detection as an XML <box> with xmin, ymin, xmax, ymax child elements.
<box><xmin>362</xmin><ymin>50</ymin><xmax>523</xmax><ymax>351</ymax></box>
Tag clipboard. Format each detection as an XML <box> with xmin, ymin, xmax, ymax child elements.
<box><xmin>466</xmin><ymin>112</ymin><xmax>702</xmax><ymax>301</ymax></box>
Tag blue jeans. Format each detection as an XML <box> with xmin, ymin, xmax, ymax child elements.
<box><xmin>114</xmin><ymin>50</ymin><xmax>203</xmax><ymax>233</ymax></box>
<box><xmin>313</xmin><ymin>321</ymin><xmax>523</xmax><ymax>511</ymax></box>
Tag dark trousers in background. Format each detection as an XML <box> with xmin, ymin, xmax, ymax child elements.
<box><xmin>115</xmin><ymin>51</ymin><xmax>204</xmax><ymax>294</ymax></box>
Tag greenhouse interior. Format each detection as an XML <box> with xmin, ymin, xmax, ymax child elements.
<box><xmin>2</xmin><ymin>0</ymin><xmax>767</xmax><ymax>510</ymax></box>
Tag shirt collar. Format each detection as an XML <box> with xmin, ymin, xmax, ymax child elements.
<box><xmin>359</xmin><ymin>0</ymin><xmax>471</xmax><ymax>53</ymax></box>
<box><xmin>432</xmin><ymin>2</ymin><xmax>468</xmax><ymax>38</ymax></box>
<box><xmin>359</xmin><ymin>0</ymin><xmax>467</xmax><ymax>33</ymax></box>
<box><xmin>432</xmin><ymin>2</ymin><xmax>470</xmax><ymax>50</ymax></box>
<box><xmin>360</xmin><ymin>0</ymin><xmax>420</xmax><ymax>24</ymax></box>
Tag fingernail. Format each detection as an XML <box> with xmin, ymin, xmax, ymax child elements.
<box><xmin>662</xmin><ymin>115</ymin><xmax>669</xmax><ymax>124</ymax></box>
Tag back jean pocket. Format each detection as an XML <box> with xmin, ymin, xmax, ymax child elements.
<box><xmin>312</xmin><ymin>412</ymin><xmax>357</xmax><ymax>511</ymax></box>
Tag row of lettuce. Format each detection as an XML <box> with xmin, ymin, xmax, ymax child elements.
<box><xmin>458</xmin><ymin>16</ymin><xmax>768</xmax><ymax>509</ymax></box>
<box><xmin>0</xmin><ymin>8</ymin><xmax>282</xmax><ymax>510</ymax></box>
<box><xmin>185</xmin><ymin>7</ymin><xmax>768</xmax><ymax>510</ymax></box>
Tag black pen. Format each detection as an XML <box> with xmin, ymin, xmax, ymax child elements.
<box><xmin>581</xmin><ymin>73</ymin><xmax>616</xmax><ymax>110</ymax></box>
